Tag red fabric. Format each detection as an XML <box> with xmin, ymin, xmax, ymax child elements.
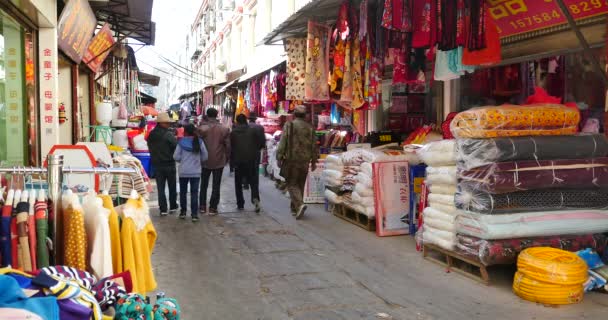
<box><xmin>462</xmin><ymin>12</ymin><xmax>501</xmax><ymax>66</ymax></box>
<box><xmin>525</xmin><ymin>87</ymin><xmax>561</xmax><ymax>105</ymax></box>
<box><xmin>442</xmin><ymin>112</ymin><xmax>458</xmax><ymax>139</ymax></box>
<box><xmin>28</xmin><ymin>214</ymin><xmax>36</xmax><ymax>271</ymax></box>
<box><xmin>411</xmin><ymin>0</ymin><xmax>433</xmax><ymax>48</ymax></box>
<box><xmin>10</xmin><ymin>207</ymin><xmax>18</xmax><ymax>269</ymax></box>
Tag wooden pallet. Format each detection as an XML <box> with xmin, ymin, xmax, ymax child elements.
<box><xmin>422</xmin><ymin>243</ymin><xmax>490</xmax><ymax>285</ymax></box>
<box><xmin>333</xmin><ymin>204</ymin><xmax>376</xmax><ymax>232</ymax></box>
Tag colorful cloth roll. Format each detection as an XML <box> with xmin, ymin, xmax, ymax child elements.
<box><xmin>459</xmin><ymin>157</ymin><xmax>608</xmax><ymax>194</ymax></box>
<box><xmin>450</xmin><ymin>104</ymin><xmax>580</xmax><ymax>139</ymax></box>
<box><xmin>456</xmin><ymin>234</ymin><xmax>607</xmax><ymax>266</ymax></box>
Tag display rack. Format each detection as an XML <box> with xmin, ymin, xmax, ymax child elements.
<box><xmin>0</xmin><ymin>154</ymin><xmax>139</xmax><ymax>262</ymax></box>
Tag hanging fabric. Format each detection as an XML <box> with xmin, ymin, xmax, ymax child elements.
<box><xmin>439</xmin><ymin>0</ymin><xmax>458</xmax><ymax>50</ymax></box>
<box><xmin>305</xmin><ymin>21</ymin><xmax>331</xmax><ymax>101</ymax></box>
<box><xmin>0</xmin><ymin>191</ymin><xmax>12</xmax><ymax>267</ymax></box>
<box><xmin>34</xmin><ymin>198</ymin><xmax>49</xmax><ymax>268</ymax></box>
<box><xmin>411</xmin><ymin>0</ymin><xmax>433</xmax><ymax>48</ymax></box>
<box><xmin>62</xmin><ymin>190</ymin><xmax>87</xmax><ymax>271</ymax></box>
<box><xmin>99</xmin><ymin>194</ymin><xmax>122</xmax><ymax>274</ymax></box>
<box><xmin>351</xmin><ymin>37</ymin><xmax>365</xmax><ymax>109</ymax></box>
<box><xmin>359</xmin><ymin>0</ymin><xmax>368</xmax><ymax>41</ymax></box>
<box><xmin>16</xmin><ymin>201</ymin><xmax>32</xmax><ymax>272</ymax></box>
<box><xmin>462</xmin><ymin>12</ymin><xmax>501</xmax><ymax>66</ymax></box>
<box><xmin>82</xmin><ymin>192</ymin><xmax>113</xmax><ymax>279</ymax></box>
<box><xmin>27</xmin><ymin>191</ymin><xmax>37</xmax><ymax>271</ymax></box>
<box><xmin>466</xmin><ymin>0</ymin><xmax>487</xmax><ymax>51</ymax></box>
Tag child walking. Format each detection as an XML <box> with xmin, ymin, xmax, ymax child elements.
<box><xmin>174</xmin><ymin>124</ymin><xmax>208</xmax><ymax>222</ymax></box>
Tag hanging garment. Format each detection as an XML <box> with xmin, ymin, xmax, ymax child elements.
<box><xmin>62</xmin><ymin>192</ymin><xmax>87</xmax><ymax>271</ymax></box>
<box><xmin>411</xmin><ymin>0</ymin><xmax>433</xmax><ymax>48</ymax></box>
<box><xmin>331</xmin><ymin>38</ymin><xmax>347</xmax><ymax>98</ymax></box>
<box><xmin>98</xmin><ymin>195</ymin><xmax>122</xmax><ymax>274</ymax></box>
<box><xmin>34</xmin><ymin>200</ymin><xmax>49</xmax><ymax>268</ymax></box>
<box><xmin>359</xmin><ymin>0</ymin><xmax>368</xmax><ymax>40</ymax></box>
<box><xmin>368</xmin><ymin>59</ymin><xmax>382</xmax><ymax>110</ymax></box>
<box><xmin>455</xmin><ymin>0</ymin><xmax>466</xmax><ymax>46</ymax></box>
<box><xmin>11</xmin><ymin>203</ymin><xmax>18</xmax><ymax>269</ymax></box>
<box><xmin>27</xmin><ymin>195</ymin><xmax>37</xmax><ymax>271</ymax></box>
<box><xmin>393</xmin><ymin>43</ymin><xmax>408</xmax><ymax>85</ymax></box>
<box><xmin>120</xmin><ymin>197</ymin><xmax>157</xmax><ymax>294</ymax></box>
<box><xmin>462</xmin><ymin>14</ymin><xmax>501</xmax><ymax>66</ymax></box>
<box><xmin>466</xmin><ymin>0</ymin><xmax>487</xmax><ymax>51</ymax></box>
<box><xmin>305</xmin><ymin>21</ymin><xmax>331</xmax><ymax>101</ymax></box>
<box><xmin>0</xmin><ymin>202</ymin><xmax>11</xmax><ymax>267</ymax></box>
<box><xmin>351</xmin><ymin>37</ymin><xmax>365</xmax><ymax>109</ymax></box>
<box><xmin>16</xmin><ymin>202</ymin><xmax>32</xmax><ymax>272</ymax></box>
<box><xmin>439</xmin><ymin>0</ymin><xmax>458</xmax><ymax>50</ymax></box>
<box><xmin>82</xmin><ymin>193</ymin><xmax>113</xmax><ymax>279</ymax></box>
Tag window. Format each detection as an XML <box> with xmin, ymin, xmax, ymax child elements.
<box><xmin>0</xmin><ymin>8</ymin><xmax>33</xmax><ymax>165</ymax></box>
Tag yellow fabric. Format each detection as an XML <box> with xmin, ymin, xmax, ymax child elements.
<box><xmin>63</xmin><ymin>205</ymin><xmax>87</xmax><ymax>271</ymax></box>
<box><xmin>513</xmin><ymin>247</ymin><xmax>588</xmax><ymax>305</ymax></box>
<box><xmin>451</xmin><ymin>104</ymin><xmax>580</xmax><ymax>139</ymax></box>
<box><xmin>99</xmin><ymin>195</ymin><xmax>123</xmax><ymax>274</ymax></box>
<box><xmin>121</xmin><ymin>198</ymin><xmax>157</xmax><ymax>294</ymax></box>
<box><xmin>0</xmin><ymin>266</ymin><xmax>33</xmax><ymax>278</ymax></box>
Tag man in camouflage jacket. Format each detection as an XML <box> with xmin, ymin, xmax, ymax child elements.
<box><xmin>277</xmin><ymin>105</ymin><xmax>319</xmax><ymax>219</ymax></box>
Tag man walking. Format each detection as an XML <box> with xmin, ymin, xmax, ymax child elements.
<box><xmin>246</xmin><ymin>112</ymin><xmax>266</xmax><ymax>192</ymax></box>
<box><xmin>231</xmin><ymin>114</ymin><xmax>262</xmax><ymax>212</ymax></box>
<box><xmin>277</xmin><ymin>105</ymin><xmax>318</xmax><ymax>219</ymax></box>
<box><xmin>147</xmin><ymin>112</ymin><xmax>178</xmax><ymax>216</ymax></box>
<box><xmin>197</xmin><ymin>108</ymin><xmax>230</xmax><ymax>215</ymax></box>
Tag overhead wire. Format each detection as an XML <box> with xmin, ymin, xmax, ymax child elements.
<box><xmin>136</xmin><ymin>58</ymin><xmax>206</xmax><ymax>85</ymax></box>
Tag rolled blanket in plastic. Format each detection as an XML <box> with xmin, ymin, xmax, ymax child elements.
<box><xmin>456</xmin><ymin>234</ymin><xmax>607</xmax><ymax>266</ymax></box>
<box><xmin>418</xmin><ymin>140</ymin><xmax>457</xmax><ymax>167</ymax></box>
<box><xmin>456</xmin><ymin>134</ymin><xmax>608</xmax><ymax>170</ymax></box>
<box><xmin>456</xmin><ymin>210</ymin><xmax>608</xmax><ymax>240</ymax></box>
<box><xmin>458</xmin><ymin>157</ymin><xmax>608</xmax><ymax>194</ymax></box>
<box><xmin>455</xmin><ymin>187</ymin><xmax>608</xmax><ymax>214</ymax></box>
<box><xmin>450</xmin><ymin>104</ymin><xmax>580</xmax><ymax>139</ymax></box>
<box><xmin>426</xmin><ymin>166</ymin><xmax>457</xmax><ymax>186</ymax></box>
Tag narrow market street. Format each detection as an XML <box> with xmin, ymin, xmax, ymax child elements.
<box><xmin>149</xmin><ymin>173</ymin><xmax>608</xmax><ymax>320</ymax></box>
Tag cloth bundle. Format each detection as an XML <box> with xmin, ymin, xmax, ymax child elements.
<box><xmin>349</xmin><ymin>162</ymin><xmax>375</xmax><ymax>218</ymax></box>
<box><xmin>456</xmin><ymin>209</ymin><xmax>608</xmax><ymax>240</ymax></box>
<box><xmin>456</xmin><ymin>134</ymin><xmax>608</xmax><ymax>170</ymax></box>
<box><xmin>456</xmin><ymin>234</ymin><xmax>607</xmax><ymax>266</ymax></box>
<box><xmin>458</xmin><ymin>157</ymin><xmax>608</xmax><ymax>194</ymax></box>
<box><xmin>450</xmin><ymin>104</ymin><xmax>580</xmax><ymax>139</ymax></box>
<box><xmin>418</xmin><ymin>140</ymin><xmax>457</xmax><ymax>167</ymax></box>
<box><xmin>455</xmin><ymin>187</ymin><xmax>608</xmax><ymax>214</ymax></box>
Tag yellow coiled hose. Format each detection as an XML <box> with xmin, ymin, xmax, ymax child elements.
<box><xmin>513</xmin><ymin>247</ymin><xmax>588</xmax><ymax>305</ymax></box>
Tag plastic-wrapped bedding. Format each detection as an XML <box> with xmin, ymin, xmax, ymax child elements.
<box><xmin>458</xmin><ymin>157</ymin><xmax>608</xmax><ymax>194</ymax></box>
<box><xmin>456</xmin><ymin>134</ymin><xmax>608</xmax><ymax>170</ymax></box>
<box><xmin>429</xmin><ymin>184</ymin><xmax>457</xmax><ymax>195</ymax></box>
<box><xmin>456</xmin><ymin>209</ymin><xmax>608</xmax><ymax>240</ymax></box>
<box><xmin>427</xmin><ymin>193</ymin><xmax>455</xmax><ymax>207</ymax></box>
<box><xmin>456</xmin><ymin>234</ymin><xmax>607</xmax><ymax>266</ymax></box>
<box><xmin>450</xmin><ymin>104</ymin><xmax>580</xmax><ymax>139</ymax></box>
<box><xmin>325</xmin><ymin>189</ymin><xmax>342</xmax><ymax>204</ymax></box>
<box><xmin>423</xmin><ymin>227</ymin><xmax>456</xmax><ymax>250</ymax></box>
<box><xmin>455</xmin><ymin>187</ymin><xmax>608</xmax><ymax>214</ymax></box>
<box><xmin>322</xmin><ymin>169</ymin><xmax>343</xmax><ymax>187</ymax></box>
<box><xmin>426</xmin><ymin>166</ymin><xmax>457</xmax><ymax>186</ymax></box>
<box><xmin>418</xmin><ymin>140</ymin><xmax>457</xmax><ymax>166</ymax></box>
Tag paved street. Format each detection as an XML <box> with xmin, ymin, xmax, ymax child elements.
<box><xmin>149</xmin><ymin>172</ymin><xmax>608</xmax><ymax>319</ymax></box>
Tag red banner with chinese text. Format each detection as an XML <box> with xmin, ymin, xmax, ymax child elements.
<box><xmin>83</xmin><ymin>24</ymin><xmax>115</xmax><ymax>73</ymax></box>
<box><xmin>488</xmin><ymin>0</ymin><xmax>608</xmax><ymax>38</ymax></box>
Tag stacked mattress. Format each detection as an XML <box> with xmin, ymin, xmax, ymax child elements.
<box><xmin>418</xmin><ymin>140</ymin><xmax>458</xmax><ymax>250</ymax></box>
<box><xmin>446</xmin><ymin>104</ymin><xmax>608</xmax><ymax>265</ymax></box>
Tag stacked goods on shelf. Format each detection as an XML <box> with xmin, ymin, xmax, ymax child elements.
<box><xmin>351</xmin><ymin>162</ymin><xmax>374</xmax><ymax>218</ymax></box>
<box><xmin>449</xmin><ymin>105</ymin><xmax>608</xmax><ymax>271</ymax></box>
<box><xmin>417</xmin><ymin>140</ymin><xmax>458</xmax><ymax>250</ymax></box>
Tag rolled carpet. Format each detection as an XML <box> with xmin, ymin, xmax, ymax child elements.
<box><xmin>456</xmin><ymin>234</ymin><xmax>607</xmax><ymax>266</ymax></box>
<box><xmin>456</xmin><ymin>134</ymin><xmax>608</xmax><ymax>171</ymax></box>
<box><xmin>459</xmin><ymin>157</ymin><xmax>608</xmax><ymax>194</ymax></box>
<box><xmin>455</xmin><ymin>187</ymin><xmax>608</xmax><ymax>214</ymax></box>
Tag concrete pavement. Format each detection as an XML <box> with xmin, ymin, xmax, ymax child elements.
<box><xmin>149</xmin><ymin>171</ymin><xmax>608</xmax><ymax>319</ymax></box>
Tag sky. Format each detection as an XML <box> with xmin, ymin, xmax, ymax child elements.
<box><xmin>135</xmin><ymin>0</ymin><xmax>201</xmax><ymax>74</ymax></box>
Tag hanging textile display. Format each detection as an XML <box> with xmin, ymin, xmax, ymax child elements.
<box><xmin>330</xmin><ymin>2</ymin><xmax>350</xmax><ymax>100</ymax></box>
<box><xmin>305</xmin><ymin>21</ymin><xmax>331</xmax><ymax>101</ymax></box>
<box><xmin>411</xmin><ymin>0</ymin><xmax>433</xmax><ymax>48</ymax></box>
<box><xmin>351</xmin><ymin>37</ymin><xmax>365</xmax><ymax>109</ymax></box>
<box><xmin>285</xmin><ymin>38</ymin><xmax>306</xmax><ymax>100</ymax></box>
<box><xmin>368</xmin><ymin>59</ymin><xmax>382</xmax><ymax>110</ymax></box>
<box><xmin>236</xmin><ymin>91</ymin><xmax>248</xmax><ymax>117</ymax></box>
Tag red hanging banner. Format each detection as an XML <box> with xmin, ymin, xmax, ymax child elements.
<box><xmin>489</xmin><ymin>0</ymin><xmax>608</xmax><ymax>38</ymax></box>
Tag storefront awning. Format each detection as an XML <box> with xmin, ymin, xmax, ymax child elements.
<box><xmin>215</xmin><ymin>80</ymin><xmax>238</xmax><ymax>95</ymax></box>
<box><xmin>139</xmin><ymin>91</ymin><xmax>157</xmax><ymax>104</ymax></box>
<box><xmin>262</xmin><ymin>0</ymin><xmax>345</xmax><ymax>45</ymax></box>
<box><xmin>90</xmin><ymin>0</ymin><xmax>156</xmax><ymax>45</ymax></box>
<box><xmin>138</xmin><ymin>71</ymin><xmax>160</xmax><ymax>86</ymax></box>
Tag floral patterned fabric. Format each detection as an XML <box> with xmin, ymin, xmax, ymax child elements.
<box><xmin>351</xmin><ymin>38</ymin><xmax>365</xmax><ymax>109</ymax></box>
<box><xmin>305</xmin><ymin>21</ymin><xmax>331</xmax><ymax>101</ymax></box>
<box><xmin>285</xmin><ymin>38</ymin><xmax>306</xmax><ymax>101</ymax></box>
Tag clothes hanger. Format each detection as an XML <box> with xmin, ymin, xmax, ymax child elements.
<box><xmin>6</xmin><ymin>169</ymin><xmax>14</xmax><ymax>207</ymax></box>
<box><xmin>102</xmin><ymin>167</ymin><xmax>110</xmax><ymax>196</ymax></box>
<box><xmin>129</xmin><ymin>174</ymin><xmax>138</xmax><ymax>200</ymax></box>
<box><xmin>13</xmin><ymin>168</ymin><xmax>22</xmax><ymax>208</ymax></box>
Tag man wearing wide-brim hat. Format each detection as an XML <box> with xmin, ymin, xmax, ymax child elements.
<box><xmin>147</xmin><ymin>112</ymin><xmax>179</xmax><ymax>216</ymax></box>
<box><xmin>276</xmin><ymin>105</ymin><xmax>319</xmax><ymax>219</ymax></box>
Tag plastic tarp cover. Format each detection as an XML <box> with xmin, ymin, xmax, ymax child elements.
<box><xmin>456</xmin><ymin>134</ymin><xmax>608</xmax><ymax>170</ymax></box>
<box><xmin>456</xmin><ymin>210</ymin><xmax>608</xmax><ymax>240</ymax></box>
<box><xmin>426</xmin><ymin>166</ymin><xmax>457</xmax><ymax>186</ymax></box>
<box><xmin>455</xmin><ymin>187</ymin><xmax>608</xmax><ymax>214</ymax></box>
<box><xmin>458</xmin><ymin>157</ymin><xmax>608</xmax><ymax>194</ymax></box>
<box><xmin>456</xmin><ymin>234</ymin><xmax>607</xmax><ymax>266</ymax></box>
<box><xmin>450</xmin><ymin>104</ymin><xmax>580</xmax><ymax>139</ymax></box>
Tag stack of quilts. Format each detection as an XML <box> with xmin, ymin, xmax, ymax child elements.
<box><xmin>417</xmin><ymin>140</ymin><xmax>458</xmax><ymax>250</ymax></box>
<box><xmin>450</xmin><ymin>104</ymin><xmax>608</xmax><ymax>265</ymax></box>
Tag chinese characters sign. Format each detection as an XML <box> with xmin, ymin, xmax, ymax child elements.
<box><xmin>4</xmin><ymin>18</ymin><xmax>25</xmax><ymax>165</ymax></box>
<box><xmin>83</xmin><ymin>24</ymin><xmax>115</xmax><ymax>72</ymax></box>
<box><xmin>57</xmin><ymin>0</ymin><xmax>97</xmax><ymax>64</ymax></box>
<box><xmin>489</xmin><ymin>0</ymin><xmax>608</xmax><ymax>38</ymax></box>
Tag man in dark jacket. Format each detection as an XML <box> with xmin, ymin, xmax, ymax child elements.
<box><xmin>147</xmin><ymin>112</ymin><xmax>178</xmax><ymax>216</ymax></box>
<box><xmin>246</xmin><ymin>112</ymin><xmax>266</xmax><ymax>193</ymax></box>
<box><xmin>197</xmin><ymin>107</ymin><xmax>231</xmax><ymax>215</ymax></box>
<box><xmin>231</xmin><ymin>114</ymin><xmax>262</xmax><ymax>212</ymax></box>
